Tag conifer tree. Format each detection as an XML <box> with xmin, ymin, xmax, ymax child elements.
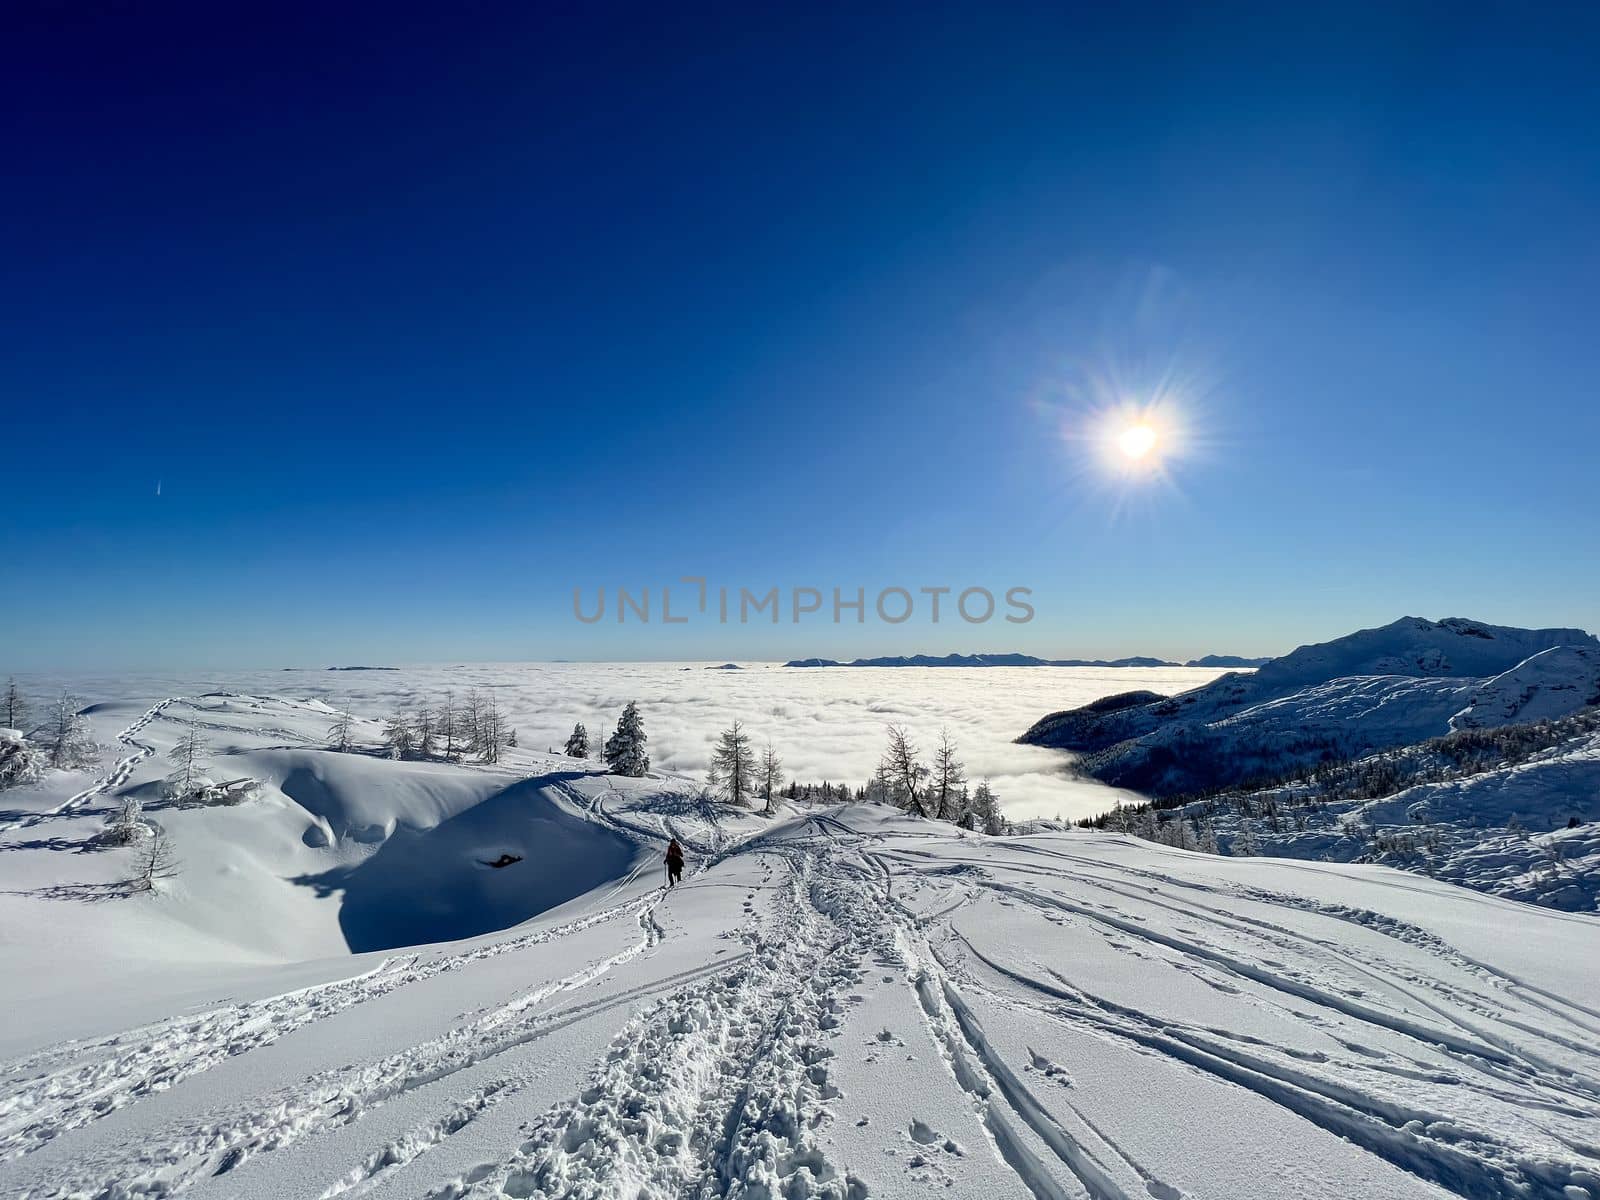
<box><xmin>168</xmin><ymin>722</ymin><xmax>209</xmax><ymax>795</ymax></box>
<box><xmin>328</xmin><ymin>703</ymin><xmax>355</xmax><ymax>753</ymax></box>
<box><xmin>931</xmin><ymin>730</ymin><xmax>966</xmax><ymax>823</ymax></box>
<box><xmin>3</xmin><ymin>678</ymin><xmax>26</xmax><ymax>731</ymax></box>
<box><xmin>879</xmin><ymin>725</ymin><xmax>929</xmax><ymax>816</ymax></box>
<box><xmin>708</xmin><ymin>721</ymin><xmax>757</xmax><ymax>807</ymax></box>
<box><xmin>759</xmin><ymin>741</ymin><xmax>784</xmax><ymax>814</ymax></box>
<box><xmin>970</xmin><ymin>780</ymin><xmax>1005</xmax><ymax>836</ymax></box>
<box><xmin>565</xmin><ymin>723</ymin><xmax>590</xmax><ymax>758</ymax></box>
<box><xmin>0</xmin><ymin>729</ymin><xmax>44</xmax><ymax>790</ymax></box>
<box><xmin>106</xmin><ymin>796</ymin><xmax>145</xmax><ymax>845</ymax></box>
<box><xmin>43</xmin><ymin>692</ymin><xmax>96</xmax><ymax>769</ymax></box>
<box><xmin>438</xmin><ymin>691</ymin><xmax>459</xmax><ymax>759</ymax></box>
<box><xmin>478</xmin><ymin>692</ymin><xmax>507</xmax><ymax>764</ymax></box>
<box><xmin>415</xmin><ymin>703</ymin><xmax>436</xmax><ymax>758</ymax></box>
<box><xmin>463</xmin><ymin>689</ymin><xmax>485</xmax><ymax>755</ymax></box>
<box><xmin>603</xmin><ymin>701</ymin><xmax>649</xmax><ymax>777</ymax></box>
<box><xmin>383</xmin><ymin>711</ymin><xmax>415</xmax><ymax>759</ymax></box>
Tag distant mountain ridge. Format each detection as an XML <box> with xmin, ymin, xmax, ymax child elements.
<box><xmin>783</xmin><ymin>652</ymin><xmax>1220</xmax><ymax>668</ymax></box>
<box><xmin>1018</xmin><ymin>616</ymin><xmax>1600</xmax><ymax>797</ymax></box>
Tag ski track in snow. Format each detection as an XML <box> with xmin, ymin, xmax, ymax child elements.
<box><xmin>88</xmin><ymin>901</ymin><xmax>672</xmax><ymax>1197</ymax></box>
<box><xmin>3</xmin><ymin>801</ymin><xmax>1599</xmax><ymax>1200</ymax></box>
<box><xmin>0</xmin><ymin>895</ymin><xmax>651</xmax><ymax>1164</ymax></box>
<box><xmin>0</xmin><ymin>697</ymin><xmax>182</xmax><ymax>833</ymax></box>
<box><xmin>430</xmin><ymin>844</ymin><xmax>870</xmax><ymax>1200</ymax></box>
<box><xmin>932</xmin><ymin>874</ymin><xmax>1600</xmax><ymax>1199</ymax></box>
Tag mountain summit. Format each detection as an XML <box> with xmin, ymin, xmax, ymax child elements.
<box><xmin>1018</xmin><ymin>617</ymin><xmax>1600</xmax><ymax>795</ymax></box>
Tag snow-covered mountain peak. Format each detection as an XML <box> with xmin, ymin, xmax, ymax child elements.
<box><xmin>1019</xmin><ymin>617</ymin><xmax>1600</xmax><ymax>797</ymax></box>
<box><xmin>1252</xmin><ymin>615</ymin><xmax>1598</xmax><ymax>692</ymax></box>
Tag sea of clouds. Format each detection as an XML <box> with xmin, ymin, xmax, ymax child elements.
<box><xmin>17</xmin><ymin>662</ymin><xmax>1232</xmax><ymax>821</ymax></box>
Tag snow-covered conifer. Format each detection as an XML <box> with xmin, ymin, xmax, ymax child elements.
<box><xmin>415</xmin><ymin>703</ymin><xmax>436</xmax><ymax>758</ymax></box>
<box><xmin>565</xmin><ymin>722</ymin><xmax>590</xmax><ymax>758</ymax></box>
<box><xmin>0</xmin><ymin>728</ymin><xmax>44</xmax><ymax>790</ymax></box>
<box><xmin>879</xmin><ymin>725</ymin><xmax>929</xmax><ymax>817</ymax></box>
<box><xmin>168</xmin><ymin>723</ymin><xmax>209</xmax><ymax>795</ymax></box>
<box><xmin>42</xmin><ymin>692</ymin><xmax>96</xmax><ymax>769</ymax></box>
<box><xmin>383</xmin><ymin>711</ymin><xmax>415</xmax><ymax>760</ymax></box>
<box><xmin>105</xmin><ymin>796</ymin><xmax>145</xmax><ymax>845</ymax></box>
<box><xmin>438</xmin><ymin>691</ymin><xmax>459</xmax><ymax>759</ymax></box>
<box><xmin>970</xmin><ymin>780</ymin><xmax>1005</xmax><ymax>835</ymax></box>
<box><xmin>478</xmin><ymin>692</ymin><xmax>508</xmax><ymax>764</ymax></box>
<box><xmin>932</xmin><ymin>730</ymin><xmax>966</xmax><ymax>823</ymax></box>
<box><xmin>603</xmin><ymin>701</ymin><xmax>649</xmax><ymax>777</ymax></box>
<box><xmin>131</xmin><ymin>826</ymin><xmax>179</xmax><ymax>893</ymax></box>
<box><xmin>3</xmin><ymin>678</ymin><xmax>26</xmax><ymax>731</ymax></box>
<box><xmin>708</xmin><ymin>721</ymin><xmax>757</xmax><ymax>806</ymax></box>
<box><xmin>759</xmin><ymin>742</ymin><xmax>784</xmax><ymax>814</ymax></box>
<box><xmin>328</xmin><ymin>704</ymin><xmax>355</xmax><ymax>753</ymax></box>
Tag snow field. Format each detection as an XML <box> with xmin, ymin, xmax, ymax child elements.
<box><xmin>1</xmin><ymin>691</ymin><xmax>1597</xmax><ymax>1199</ymax></box>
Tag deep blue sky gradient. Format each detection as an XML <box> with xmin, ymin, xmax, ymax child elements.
<box><xmin>4</xmin><ymin>3</ymin><xmax>1598</xmax><ymax>667</ymax></box>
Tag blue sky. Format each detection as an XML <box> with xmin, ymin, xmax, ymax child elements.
<box><xmin>4</xmin><ymin>3</ymin><xmax>1598</xmax><ymax>668</ymax></box>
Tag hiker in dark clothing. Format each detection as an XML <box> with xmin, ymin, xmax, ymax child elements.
<box><xmin>665</xmin><ymin>837</ymin><xmax>685</xmax><ymax>887</ymax></box>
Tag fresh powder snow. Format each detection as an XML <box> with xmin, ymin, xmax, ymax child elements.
<box><xmin>1</xmin><ymin>689</ymin><xmax>1597</xmax><ymax>1199</ymax></box>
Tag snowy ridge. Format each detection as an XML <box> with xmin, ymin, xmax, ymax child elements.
<box><xmin>1019</xmin><ymin>617</ymin><xmax>1600</xmax><ymax>796</ymax></box>
<box><xmin>1451</xmin><ymin>646</ymin><xmax>1600</xmax><ymax>731</ymax></box>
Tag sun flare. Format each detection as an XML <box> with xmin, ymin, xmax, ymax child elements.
<box><xmin>1052</xmin><ymin>373</ymin><xmax>1199</xmax><ymax>499</ymax></box>
<box><xmin>1118</xmin><ymin>423</ymin><xmax>1157</xmax><ymax>460</ymax></box>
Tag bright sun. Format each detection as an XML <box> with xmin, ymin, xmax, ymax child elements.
<box><xmin>1117</xmin><ymin>423</ymin><xmax>1158</xmax><ymax>460</ymax></box>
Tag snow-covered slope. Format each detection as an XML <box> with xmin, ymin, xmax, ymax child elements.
<box><xmin>1451</xmin><ymin>645</ymin><xmax>1600</xmax><ymax>731</ymax></box>
<box><xmin>2</xmin><ymin>691</ymin><xmax>1599</xmax><ymax>1199</ymax></box>
<box><xmin>1019</xmin><ymin>617</ymin><xmax>1600</xmax><ymax>796</ymax></box>
<box><xmin>1139</xmin><ymin>712</ymin><xmax>1600</xmax><ymax>912</ymax></box>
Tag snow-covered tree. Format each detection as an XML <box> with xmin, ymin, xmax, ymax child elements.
<box><xmin>878</xmin><ymin>725</ymin><xmax>929</xmax><ymax>816</ymax></box>
<box><xmin>42</xmin><ymin>692</ymin><xmax>96</xmax><ymax>769</ymax></box>
<box><xmin>415</xmin><ymin>703</ymin><xmax>436</xmax><ymax>758</ymax></box>
<box><xmin>383</xmin><ymin>711</ymin><xmax>415</xmax><ymax>759</ymax></box>
<box><xmin>476</xmin><ymin>692</ymin><xmax>510</xmax><ymax>764</ymax></box>
<box><xmin>564</xmin><ymin>722</ymin><xmax>590</xmax><ymax>758</ymax></box>
<box><xmin>463</xmin><ymin>690</ymin><xmax>485</xmax><ymax>755</ymax></box>
<box><xmin>105</xmin><ymin>796</ymin><xmax>145</xmax><ymax>845</ymax></box>
<box><xmin>0</xmin><ymin>728</ymin><xmax>44</xmax><ymax>790</ymax></box>
<box><xmin>327</xmin><ymin>704</ymin><xmax>355</xmax><ymax>753</ymax></box>
<box><xmin>708</xmin><ymin>721</ymin><xmax>757</xmax><ymax>807</ymax></box>
<box><xmin>3</xmin><ymin>678</ymin><xmax>27</xmax><ymax>731</ymax></box>
<box><xmin>131</xmin><ymin>826</ymin><xmax>179</xmax><ymax>893</ymax></box>
<box><xmin>603</xmin><ymin>701</ymin><xmax>649</xmax><ymax>777</ymax></box>
<box><xmin>438</xmin><ymin>690</ymin><xmax>459</xmax><ymax>759</ymax></box>
<box><xmin>931</xmin><ymin>730</ymin><xmax>966</xmax><ymax>823</ymax></box>
<box><xmin>506</xmin><ymin>726</ymin><xmax>518</xmax><ymax>748</ymax></box>
<box><xmin>168</xmin><ymin>723</ymin><xmax>209</xmax><ymax>795</ymax></box>
<box><xmin>970</xmin><ymin>780</ymin><xmax>1006</xmax><ymax>836</ymax></box>
<box><xmin>759</xmin><ymin>742</ymin><xmax>784</xmax><ymax>815</ymax></box>
<box><xmin>863</xmin><ymin>773</ymin><xmax>891</xmax><ymax>805</ymax></box>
